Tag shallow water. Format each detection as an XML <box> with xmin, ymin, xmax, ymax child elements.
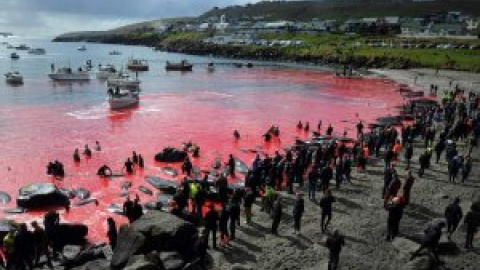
<box><xmin>0</xmin><ymin>38</ymin><xmax>405</xmax><ymax>241</ymax></box>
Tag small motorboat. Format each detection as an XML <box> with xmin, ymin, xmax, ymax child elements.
<box><xmin>78</xmin><ymin>45</ymin><xmax>87</xmax><ymax>51</ymax></box>
<box><xmin>107</xmin><ymin>71</ymin><xmax>140</xmax><ymax>89</ymax></box>
<box><xmin>28</xmin><ymin>48</ymin><xmax>46</xmax><ymax>55</ymax></box>
<box><xmin>48</xmin><ymin>67</ymin><xmax>90</xmax><ymax>81</ymax></box>
<box><xmin>109</xmin><ymin>50</ymin><xmax>122</xmax><ymax>55</ymax></box>
<box><xmin>108</xmin><ymin>87</ymin><xmax>140</xmax><ymax>110</ymax></box>
<box><xmin>127</xmin><ymin>59</ymin><xmax>149</xmax><ymax>71</ymax></box>
<box><xmin>165</xmin><ymin>60</ymin><xmax>193</xmax><ymax>71</ymax></box>
<box><xmin>14</xmin><ymin>44</ymin><xmax>30</xmax><ymax>50</ymax></box>
<box><xmin>10</xmin><ymin>52</ymin><xmax>20</xmax><ymax>59</ymax></box>
<box><xmin>5</xmin><ymin>71</ymin><xmax>23</xmax><ymax>85</ymax></box>
<box><xmin>96</xmin><ymin>64</ymin><xmax>117</xmax><ymax>80</ymax></box>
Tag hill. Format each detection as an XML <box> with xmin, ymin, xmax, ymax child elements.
<box><xmin>201</xmin><ymin>0</ymin><xmax>480</xmax><ymax>21</ymax></box>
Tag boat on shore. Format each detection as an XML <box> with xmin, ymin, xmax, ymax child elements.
<box><xmin>127</xmin><ymin>59</ymin><xmax>149</xmax><ymax>71</ymax></box>
<box><xmin>10</xmin><ymin>52</ymin><xmax>20</xmax><ymax>59</ymax></box>
<box><xmin>97</xmin><ymin>64</ymin><xmax>117</xmax><ymax>80</ymax></box>
<box><xmin>165</xmin><ymin>60</ymin><xmax>193</xmax><ymax>71</ymax></box>
<box><xmin>28</xmin><ymin>48</ymin><xmax>46</xmax><ymax>55</ymax></box>
<box><xmin>4</xmin><ymin>71</ymin><xmax>23</xmax><ymax>85</ymax></box>
<box><xmin>107</xmin><ymin>87</ymin><xmax>140</xmax><ymax>109</ymax></box>
<box><xmin>48</xmin><ymin>67</ymin><xmax>90</xmax><ymax>81</ymax></box>
<box><xmin>107</xmin><ymin>72</ymin><xmax>141</xmax><ymax>89</ymax></box>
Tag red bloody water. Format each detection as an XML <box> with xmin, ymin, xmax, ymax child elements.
<box><xmin>0</xmin><ymin>68</ymin><xmax>405</xmax><ymax>242</ymax></box>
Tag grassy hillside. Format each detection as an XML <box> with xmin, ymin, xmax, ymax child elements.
<box><xmin>201</xmin><ymin>0</ymin><xmax>480</xmax><ymax>21</ymax></box>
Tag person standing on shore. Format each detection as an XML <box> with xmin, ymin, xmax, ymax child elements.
<box><xmin>320</xmin><ymin>189</ymin><xmax>336</xmax><ymax>233</ymax></box>
<box><xmin>385</xmin><ymin>197</ymin><xmax>404</xmax><ymax>241</ymax></box>
<box><xmin>219</xmin><ymin>204</ymin><xmax>230</xmax><ymax>246</ymax></box>
<box><xmin>410</xmin><ymin>222</ymin><xmax>445</xmax><ymax>264</ymax></box>
<box><xmin>31</xmin><ymin>221</ymin><xmax>53</xmax><ymax>269</ymax></box>
<box><xmin>271</xmin><ymin>196</ymin><xmax>283</xmax><ymax>235</ymax></box>
<box><xmin>204</xmin><ymin>204</ymin><xmax>219</xmax><ymax>249</ymax></box>
<box><xmin>292</xmin><ymin>192</ymin><xmax>304</xmax><ymax>234</ymax></box>
<box><xmin>404</xmin><ymin>142</ymin><xmax>413</xmax><ymax>170</ymax></box>
<box><xmin>326</xmin><ymin>230</ymin><xmax>345</xmax><ymax>270</ymax></box>
<box><xmin>444</xmin><ymin>197</ymin><xmax>463</xmax><ymax>239</ymax></box>
<box><xmin>403</xmin><ymin>171</ymin><xmax>415</xmax><ymax>205</ymax></box>
<box><xmin>464</xmin><ymin>205</ymin><xmax>479</xmax><ymax>249</ymax></box>
<box><xmin>243</xmin><ymin>187</ymin><xmax>255</xmax><ymax>224</ymax></box>
<box><xmin>107</xmin><ymin>218</ymin><xmax>118</xmax><ymax>250</ymax></box>
<box><xmin>308</xmin><ymin>165</ymin><xmax>319</xmax><ymax>201</ymax></box>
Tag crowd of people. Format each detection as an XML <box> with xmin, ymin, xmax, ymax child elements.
<box><xmin>3</xmin><ymin>82</ymin><xmax>480</xmax><ymax>269</ymax></box>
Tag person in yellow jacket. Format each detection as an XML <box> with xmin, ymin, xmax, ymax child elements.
<box><xmin>3</xmin><ymin>228</ymin><xmax>16</xmax><ymax>270</ymax></box>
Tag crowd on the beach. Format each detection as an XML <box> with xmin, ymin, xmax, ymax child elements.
<box><xmin>2</xmin><ymin>82</ymin><xmax>480</xmax><ymax>270</ymax></box>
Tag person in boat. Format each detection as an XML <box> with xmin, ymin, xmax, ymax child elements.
<box><xmin>83</xmin><ymin>144</ymin><xmax>92</xmax><ymax>158</ymax></box>
<box><xmin>107</xmin><ymin>88</ymin><xmax>114</xmax><ymax>97</ymax></box>
<box><xmin>115</xmin><ymin>86</ymin><xmax>120</xmax><ymax>96</ymax></box>
<box><xmin>50</xmin><ymin>63</ymin><xmax>55</xmax><ymax>73</ymax></box>
<box><xmin>233</xmin><ymin>130</ymin><xmax>240</xmax><ymax>140</ymax></box>
<box><xmin>73</xmin><ymin>149</ymin><xmax>81</xmax><ymax>162</ymax></box>
<box><xmin>94</xmin><ymin>141</ymin><xmax>101</xmax><ymax>151</ymax></box>
<box><xmin>123</xmin><ymin>158</ymin><xmax>134</xmax><ymax>175</ymax></box>
<box><xmin>326</xmin><ymin>124</ymin><xmax>334</xmax><ymax>136</ymax></box>
<box><xmin>97</xmin><ymin>164</ymin><xmax>113</xmax><ymax>178</ymax></box>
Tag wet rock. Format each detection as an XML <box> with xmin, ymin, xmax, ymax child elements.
<box><xmin>131</xmin><ymin>211</ymin><xmax>198</xmax><ymax>261</ymax></box>
<box><xmin>111</xmin><ymin>224</ymin><xmax>146</xmax><ymax>270</ymax></box>
<box><xmin>125</xmin><ymin>255</ymin><xmax>159</xmax><ymax>270</ymax></box>
<box><xmin>160</xmin><ymin>252</ymin><xmax>184</xmax><ymax>270</ymax></box>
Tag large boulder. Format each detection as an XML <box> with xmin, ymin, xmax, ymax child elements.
<box><xmin>131</xmin><ymin>211</ymin><xmax>198</xmax><ymax>261</ymax></box>
<box><xmin>154</xmin><ymin>148</ymin><xmax>187</xmax><ymax>163</ymax></box>
<box><xmin>16</xmin><ymin>183</ymin><xmax>69</xmax><ymax>209</ymax></box>
<box><xmin>111</xmin><ymin>225</ymin><xmax>147</xmax><ymax>270</ymax></box>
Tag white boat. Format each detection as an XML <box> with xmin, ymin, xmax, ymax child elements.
<box><xmin>107</xmin><ymin>88</ymin><xmax>140</xmax><ymax>109</ymax></box>
<box><xmin>10</xmin><ymin>52</ymin><xmax>20</xmax><ymax>59</ymax></box>
<box><xmin>78</xmin><ymin>45</ymin><xmax>87</xmax><ymax>51</ymax></box>
<box><xmin>48</xmin><ymin>67</ymin><xmax>91</xmax><ymax>81</ymax></box>
<box><xmin>107</xmin><ymin>72</ymin><xmax>140</xmax><ymax>89</ymax></box>
<box><xmin>28</xmin><ymin>48</ymin><xmax>46</xmax><ymax>55</ymax></box>
<box><xmin>96</xmin><ymin>64</ymin><xmax>117</xmax><ymax>80</ymax></box>
<box><xmin>109</xmin><ymin>50</ymin><xmax>122</xmax><ymax>55</ymax></box>
<box><xmin>127</xmin><ymin>59</ymin><xmax>149</xmax><ymax>71</ymax></box>
<box><xmin>4</xmin><ymin>71</ymin><xmax>23</xmax><ymax>84</ymax></box>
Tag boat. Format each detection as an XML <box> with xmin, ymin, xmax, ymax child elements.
<box><xmin>6</xmin><ymin>44</ymin><xmax>14</xmax><ymax>49</ymax></box>
<box><xmin>127</xmin><ymin>59</ymin><xmax>149</xmax><ymax>71</ymax></box>
<box><xmin>165</xmin><ymin>60</ymin><xmax>193</xmax><ymax>71</ymax></box>
<box><xmin>78</xmin><ymin>45</ymin><xmax>87</xmax><ymax>51</ymax></box>
<box><xmin>109</xmin><ymin>50</ymin><xmax>122</xmax><ymax>55</ymax></box>
<box><xmin>10</xmin><ymin>52</ymin><xmax>20</xmax><ymax>59</ymax></box>
<box><xmin>28</xmin><ymin>48</ymin><xmax>46</xmax><ymax>55</ymax></box>
<box><xmin>14</xmin><ymin>44</ymin><xmax>30</xmax><ymax>50</ymax></box>
<box><xmin>107</xmin><ymin>72</ymin><xmax>141</xmax><ymax>89</ymax></box>
<box><xmin>107</xmin><ymin>87</ymin><xmax>140</xmax><ymax>109</ymax></box>
<box><xmin>96</xmin><ymin>64</ymin><xmax>117</xmax><ymax>80</ymax></box>
<box><xmin>48</xmin><ymin>67</ymin><xmax>91</xmax><ymax>81</ymax></box>
<box><xmin>4</xmin><ymin>71</ymin><xmax>23</xmax><ymax>85</ymax></box>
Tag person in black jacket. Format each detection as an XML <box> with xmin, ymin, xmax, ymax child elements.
<box><xmin>320</xmin><ymin>189</ymin><xmax>336</xmax><ymax>233</ymax></box>
<box><xmin>292</xmin><ymin>192</ymin><xmax>305</xmax><ymax>234</ymax></box>
<box><xmin>386</xmin><ymin>197</ymin><xmax>405</xmax><ymax>241</ymax></box>
<box><xmin>15</xmin><ymin>223</ymin><xmax>34</xmax><ymax>270</ymax></box>
<box><xmin>229</xmin><ymin>197</ymin><xmax>241</xmax><ymax>240</ymax></box>
<box><xmin>326</xmin><ymin>230</ymin><xmax>345</xmax><ymax>270</ymax></box>
<box><xmin>271</xmin><ymin>196</ymin><xmax>283</xmax><ymax>235</ymax></box>
<box><xmin>219</xmin><ymin>204</ymin><xmax>230</xmax><ymax>246</ymax></box>
<box><xmin>31</xmin><ymin>221</ymin><xmax>53</xmax><ymax>269</ymax></box>
<box><xmin>204</xmin><ymin>204</ymin><xmax>219</xmax><ymax>249</ymax></box>
<box><xmin>107</xmin><ymin>218</ymin><xmax>118</xmax><ymax>250</ymax></box>
<box><xmin>464</xmin><ymin>205</ymin><xmax>479</xmax><ymax>249</ymax></box>
<box><xmin>320</xmin><ymin>165</ymin><xmax>333</xmax><ymax>193</ymax></box>
<box><xmin>404</xmin><ymin>142</ymin><xmax>413</xmax><ymax>170</ymax></box>
<box><xmin>244</xmin><ymin>187</ymin><xmax>255</xmax><ymax>224</ymax></box>
<box><xmin>444</xmin><ymin>197</ymin><xmax>463</xmax><ymax>239</ymax></box>
<box><xmin>410</xmin><ymin>222</ymin><xmax>445</xmax><ymax>263</ymax></box>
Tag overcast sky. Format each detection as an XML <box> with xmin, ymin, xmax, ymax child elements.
<box><xmin>0</xmin><ymin>0</ymin><xmax>262</xmax><ymax>37</ymax></box>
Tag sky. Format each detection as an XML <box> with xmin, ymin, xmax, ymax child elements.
<box><xmin>0</xmin><ymin>0</ymin><xmax>263</xmax><ymax>37</ymax></box>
